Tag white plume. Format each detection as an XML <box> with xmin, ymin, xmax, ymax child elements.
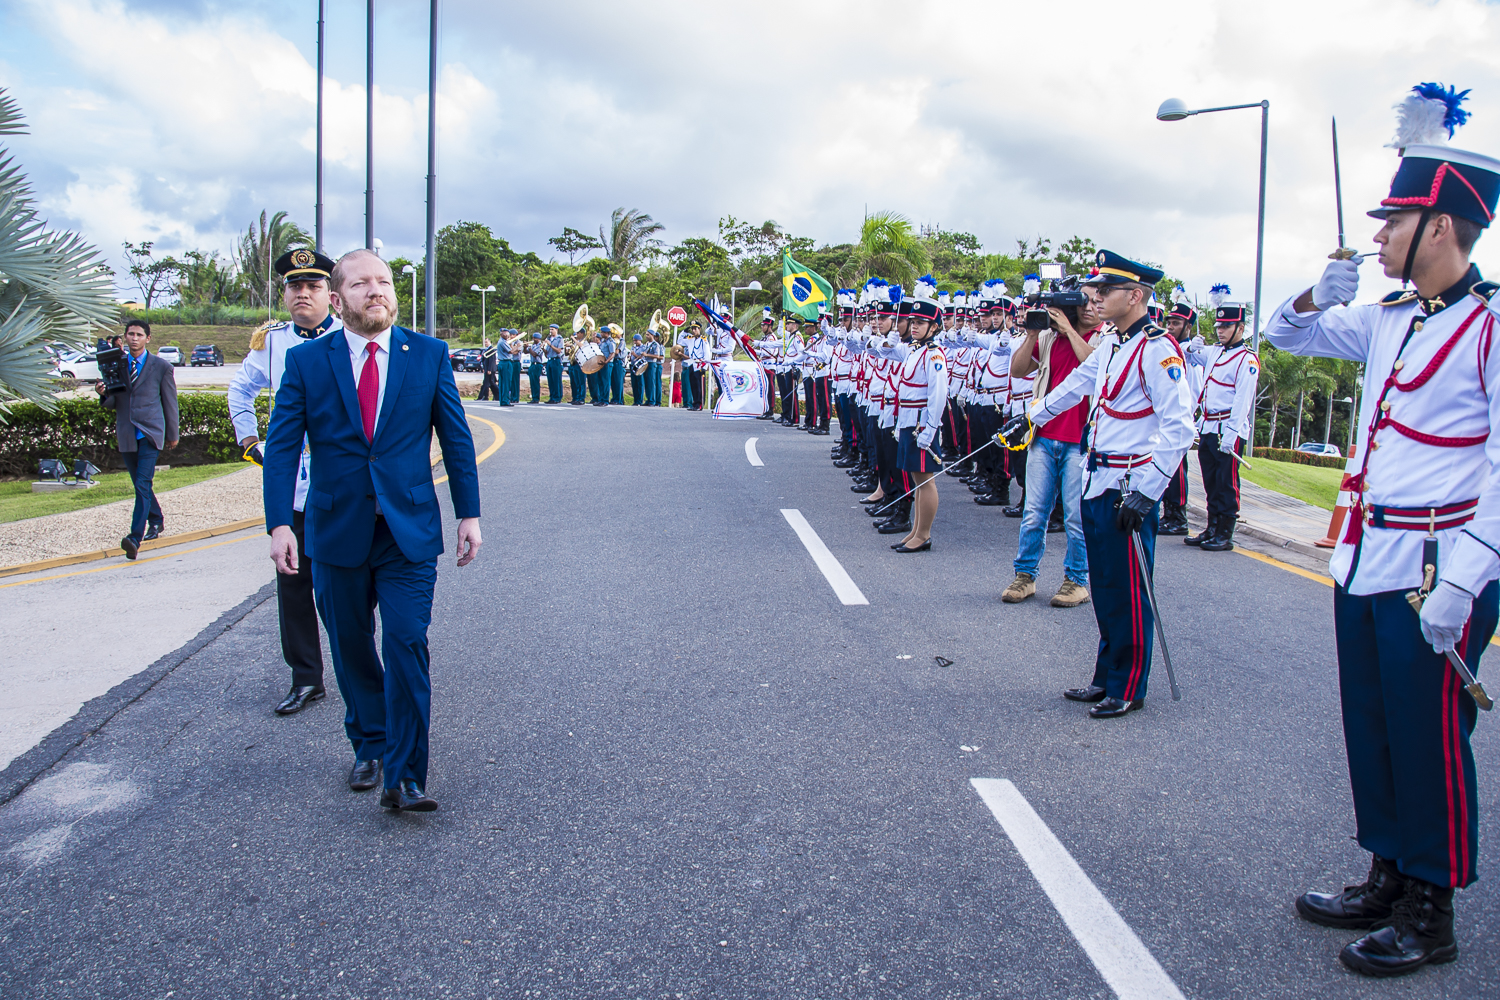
<box><xmin>1388</xmin><ymin>93</ymin><xmax>1451</xmax><ymax>150</ymax></box>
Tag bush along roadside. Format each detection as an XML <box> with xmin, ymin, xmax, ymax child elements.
<box><xmin>1250</xmin><ymin>447</ymin><xmax>1346</xmax><ymax>470</ymax></box>
<box><xmin>0</xmin><ymin>393</ymin><xmax>269</xmax><ymax>479</ymax></box>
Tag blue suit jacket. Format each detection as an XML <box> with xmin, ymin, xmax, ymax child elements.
<box><xmin>263</xmin><ymin>326</ymin><xmax>481</xmax><ymax>568</ymax></box>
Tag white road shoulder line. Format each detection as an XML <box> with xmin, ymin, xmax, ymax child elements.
<box><xmin>970</xmin><ymin>779</ymin><xmax>1185</xmax><ymax>1000</ymax></box>
<box><xmin>745</xmin><ymin>437</ymin><xmax>764</xmax><ymax>466</ymax></box>
<box><xmin>780</xmin><ymin>509</ymin><xmax>868</xmax><ymax>605</ymax></box>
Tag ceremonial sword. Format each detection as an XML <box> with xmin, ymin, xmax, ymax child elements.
<box><xmin>868</xmin><ymin>432</ymin><xmax>1002</xmax><ymax>513</ymax></box>
<box><xmin>1404</xmin><ymin>589</ymin><xmax>1495</xmax><ymax>710</ymax></box>
<box><xmin>1129</xmin><ymin>529</ymin><xmax>1183</xmax><ymax>701</ymax></box>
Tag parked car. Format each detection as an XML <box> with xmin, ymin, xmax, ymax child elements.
<box><xmin>157</xmin><ymin>345</ymin><xmax>184</xmax><ymax>366</ymax></box>
<box><xmin>190</xmin><ymin>344</ymin><xmax>224</xmax><ymax>366</ymax></box>
<box><xmin>1296</xmin><ymin>441</ymin><xmax>1342</xmax><ymax>458</ymax></box>
<box><xmin>450</xmin><ymin>348</ymin><xmax>484</xmax><ymax>372</ymax></box>
<box><xmin>51</xmin><ymin>349</ymin><xmax>100</xmax><ymax>381</ymax></box>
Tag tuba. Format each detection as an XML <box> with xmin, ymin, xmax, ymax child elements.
<box><xmin>572</xmin><ymin>303</ymin><xmax>597</xmax><ymax>336</ymax></box>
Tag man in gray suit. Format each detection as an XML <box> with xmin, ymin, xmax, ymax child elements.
<box><xmin>96</xmin><ymin>319</ymin><xmax>179</xmax><ymax>559</ymax></box>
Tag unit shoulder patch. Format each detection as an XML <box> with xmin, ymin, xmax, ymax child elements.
<box><xmin>1469</xmin><ymin>280</ymin><xmax>1500</xmax><ymax>304</ymax></box>
<box><xmin>1160</xmin><ymin>355</ymin><xmax>1184</xmax><ymax>382</ymax></box>
<box><xmin>1379</xmin><ymin>290</ymin><xmax>1419</xmax><ymax>307</ymax></box>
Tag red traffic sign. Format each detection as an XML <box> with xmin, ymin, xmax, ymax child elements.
<box><xmin>666</xmin><ymin>306</ymin><xmax>688</xmax><ymax>328</ymax></box>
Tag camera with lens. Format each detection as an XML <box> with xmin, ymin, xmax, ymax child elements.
<box><xmin>95</xmin><ymin>346</ymin><xmax>131</xmax><ymax>395</ymax></box>
<box><xmin>1022</xmin><ymin>288</ymin><xmax>1088</xmax><ymax>331</ymax></box>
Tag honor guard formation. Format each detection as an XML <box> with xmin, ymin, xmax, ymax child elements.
<box><xmin>205</xmin><ymin>83</ymin><xmax>1500</xmax><ymax>983</ymax></box>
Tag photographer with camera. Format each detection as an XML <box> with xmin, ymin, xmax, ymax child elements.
<box><xmin>96</xmin><ymin>318</ymin><xmax>178</xmax><ymax>560</ymax></box>
<box><xmin>1000</xmin><ymin>274</ymin><xmax>1102</xmax><ymax>609</ymax></box>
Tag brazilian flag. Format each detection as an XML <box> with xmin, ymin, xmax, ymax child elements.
<box><xmin>782</xmin><ymin>251</ymin><xmax>833</xmax><ymax>320</ymax></box>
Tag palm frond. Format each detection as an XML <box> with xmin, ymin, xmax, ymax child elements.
<box><xmin>0</xmin><ymin>89</ymin><xmax>25</xmax><ymax>137</ymax></box>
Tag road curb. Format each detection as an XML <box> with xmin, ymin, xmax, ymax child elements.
<box><xmin>0</xmin><ymin>516</ymin><xmax>267</xmax><ymax>580</ymax></box>
<box><xmin>1186</xmin><ymin>500</ymin><xmax>1329</xmax><ymax>561</ymax></box>
<box><xmin>0</xmin><ymin>581</ymin><xmax>275</xmax><ymax>807</ymax></box>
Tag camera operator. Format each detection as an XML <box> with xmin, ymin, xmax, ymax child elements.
<box><xmin>1000</xmin><ymin>282</ymin><xmax>1104</xmax><ymax>609</ymax></box>
<box><xmin>96</xmin><ymin>319</ymin><xmax>178</xmax><ymax>560</ymax></box>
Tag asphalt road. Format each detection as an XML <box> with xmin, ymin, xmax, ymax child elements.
<box><xmin>0</xmin><ymin>400</ymin><xmax>1494</xmax><ymax>999</ymax></box>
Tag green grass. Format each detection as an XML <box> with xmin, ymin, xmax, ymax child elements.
<box><xmin>1239</xmin><ymin>456</ymin><xmax>1343</xmax><ymax>511</ymax></box>
<box><xmin>0</xmin><ymin>462</ymin><xmax>247</xmax><ymax>524</ymax></box>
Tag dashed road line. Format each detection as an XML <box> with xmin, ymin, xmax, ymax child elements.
<box><xmin>780</xmin><ymin>509</ymin><xmax>867</xmax><ymax>605</ymax></box>
<box><xmin>745</xmin><ymin>437</ymin><xmax>764</xmax><ymax>466</ymax></box>
<box><xmin>971</xmin><ymin>778</ymin><xmax>1186</xmax><ymax>1000</ymax></box>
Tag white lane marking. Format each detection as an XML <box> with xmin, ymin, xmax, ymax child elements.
<box><xmin>970</xmin><ymin>779</ymin><xmax>1186</xmax><ymax>1000</ymax></box>
<box><xmin>745</xmin><ymin>437</ymin><xmax>764</xmax><ymax>466</ymax></box>
<box><xmin>780</xmin><ymin>509</ymin><xmax>868</xmax><ymax>605</ymax></box>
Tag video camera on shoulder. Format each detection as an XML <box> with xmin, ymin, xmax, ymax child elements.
<box><xmin>95</xmin><ymin>346</ymin><xmax>131</xmax><ymax>395</ymax></box>
<box><xmin>1022</xmin><ymin>263</ymin><xmax>1087</xmax><ymax>331</ymax></box>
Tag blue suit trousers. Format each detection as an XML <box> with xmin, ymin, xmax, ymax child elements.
<box><xmin>312</xmin><ymin>518</ymin><xmax>437</xmax><ymax>789</ymax></box>
<box><xmin>1081</xmin><ymin>490</ymin><xmax>1158</xmax><ymax>701</ymax></box>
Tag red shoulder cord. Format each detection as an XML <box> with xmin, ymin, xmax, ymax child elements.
<box><xmin>1099</xmin><ymin>335</ymin><xmax>1154</xmax><ymax>421</ymax></box>
<box><xmin>1342</xmin><ymin>302</ymin><xmax>1492</xmax><ymax>544</ymax></box>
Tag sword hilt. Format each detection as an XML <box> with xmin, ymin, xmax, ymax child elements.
<box><xmin>1328</xmin><ymin>247</ymin><xmax>1360</xmax><ymax>261</ymax></box>
<box><xmin>1468</xmin><ymin>681</ymin><xmax>1494</xmax><ymax>712</ymax></box>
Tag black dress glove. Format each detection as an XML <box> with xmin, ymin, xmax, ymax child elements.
<box><xmin>1000</xmin><ymin>414</ymin><xmax>1030</xmax><ymax>448</ymax></box>
<box><xmin>1115</xmin><ymin>490</ymin><xmax>1154</xmax><ymax>533</ymax></box>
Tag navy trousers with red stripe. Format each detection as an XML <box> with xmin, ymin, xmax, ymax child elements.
<box><xmin>1198</xmin><ymin>432</ymin><xmax>1240</xmax><ymax>519</ymax></box>
<box><xmin>1167</xmin><ymin>458</ymin><xmax>1189</xmax><ymax>507</ymax></box>
<box><xmin>1081</xmin><ymin>489</ymin><xmax>1158</xmax><ymax>701</ymax></box>
<box><xmin>1333</xmin><ymin>580</ymin><xmax>1497</xmax><ymax>888</ymax></box>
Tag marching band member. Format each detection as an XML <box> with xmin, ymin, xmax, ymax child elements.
<box><xmin>1003</xmin><ymin>300</ymin><xmax>1037</xmax><ymax>518</ymax></box>
<box><xmin>804</xmin><ymin>316</ymin><xmax>833</xmax><ymax>435</ymax></box>
<box><xmin>1160</xmin><ymin>300</ymin><xmax>1202</xmax><ymax>533</ymax></box>
<box><xmin>526</xmin><ymin>331</ymin><xmax>546</xmax><ymax>404</ymax></box>
<box><xmin>1186</xmin><ymin>301</ymin><xmax>1259</xmax><ymax>551</ymax></box>
<box><xmin>1265</xmin><ymin>115</ymin><xmax>1500</xmax><ymax>977</ymax></box>
<box><xmin>888</xmin><ymin>277</ymin><xmax>948</xmax><ymax>552</ymax></box>
<box><xmin>971</xmin><ymin>297</ymin><xmax>1015</xmax><ymax>506</ymax></box>
<box><xmin>758</xmin><ymin>308</ymin><xmax>779</xmax><ymax>419</ymax></box>
<box><xmin>1007</xmin><ymin>250</ymin><xmax>1195</xmax><ymax>715</ymax></box>
<box><xmin>594</xmin><ymin>325</ymin><xmax>617</xmax><ymax>406</ymax></box>
<box><xmin>644</xmin><ymin>331</ymin><xmax>665</xmax><ymax>406</ymax></box>
<box><xmin>629</xmin><ymin>333</ymin><xmax>647</xmax><ymax>404</ymax></box>
<box><xmin>546</xmin><ymin>324</ymin><xmax>566</xmax><ymax>403</ymax></box>
<box><xmin>831</xmin><ymin>292</ymin><xmax>860</xmax><ymax>459</ymax></box>
<box><xmin>778</xmin><ymin>315</ymin><xmax>804</xmax><ymax>425</ymax></box>
<box><xmin>683</xmin><ymin>322</ymin><xmax>708</xmax><ymax>410</ymax></box>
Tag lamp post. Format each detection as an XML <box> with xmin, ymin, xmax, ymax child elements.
<box><xmin>402</xmin><ymin>264</ymin><xmax>417</xmax><ymax>329</ymax></box>
<box><xmin>611</xmin><ymin>274</ymin><xmax>638</xmax><ymax>333</ymax></box>
<box><xmin>471</xmin><ymin>283</ymin><xmax>496</xmax><ymax>341</ymax></box>
<box><xmin>365</xmin><ymin>0</ymin><xmax>374</xmax><ymax>250</ymax></box>
<box><xmin>1334</xmin><ymin>394</ymin><xmax>1357</xmax><ymax>451</ymax></box>
<box><xmin>731</xmin><ymin>279</ymin><xmax>763</xmax><ymax>324</ymax></box>
<box><xmin>1157</xmin><ymin>96</ymin><xmax>1269</xmax><ymax>352</ymax></box>
<box><xmin>372</xmin><ymin>238</ymin><xmax>383</xmax><ymax>258</ymax></box>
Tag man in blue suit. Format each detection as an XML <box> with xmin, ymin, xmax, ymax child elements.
<box><xmin>264</xmin><ymin>249</ymin><xmax>482</xmax><ymax>813</ymax></box>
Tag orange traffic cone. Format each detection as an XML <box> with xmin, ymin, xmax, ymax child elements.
<box><xmin>1316</xmin><ymin>493</ymin><xmax>1348</xmax><ymax>549</ymax></box>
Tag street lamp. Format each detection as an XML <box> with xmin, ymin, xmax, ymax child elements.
<box><xmin>471</xmin><ymin>283</ymin><xmax>496</xmax><ymax>341</ymax></box>
<box><xmin>402</xmin><ymin>264</ymin><xmax>417</xmax><ymax>329</ymax></box>
<box><xmin>1157</xmin><ymin>96</ymin><xmax>1269</xmax><ymax>352</ymax></box>
<box><xmin>611</xmin><ymin>274</ymin><xmax>638</xmax><ymax>332</ymax></box>
<box><xmin>372</xmin><ymin>238</ymin><xmax>383</xmax><ymax>258</ymax></box>
<box><xmin>731</xmin><ymin>279</ymin><xmax>763</xmax><ymax>323</ymax></box>
<box><xmin>1334</xmin><ymin>394</ymin><xmax>1357</xmax><ymax>451</ymax></box>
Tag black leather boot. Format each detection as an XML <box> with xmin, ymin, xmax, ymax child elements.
<box><xmin>1339</xmin><ymin>877</ymin><xmax>1457</xmax><ymax>977</ymax></box>
<box><xmin>1185</xmin><ymin>515</ymin><xmax>1218</xmax><ymax>547</ymax></box>
<box><xmin>1158</xmin><ymin>501</ymin><xmax>1189</xmax><ymax>536</ymax></box>
<box><xmin>877</xmin><ymin>502</ymin><xmax>912</xmax><ymax>534</ymax></box>
<box><xmin>1297</xmin><ymin>855</ymin><xmax>1406</xmax><ymax>929</ymax></box>
<box><xmin>1200</xmin><ymin>516</ymin><xmax>1237</xmax><ymax>551</ymax></box>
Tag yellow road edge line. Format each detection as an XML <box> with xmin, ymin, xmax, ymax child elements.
<box><xmin>1236</xmin><ymin>547</ymin><xmax>1500</xmax><ymax>648</ymax></box>
<box><xmin>434</xmin><ymin>414</ymin><xmax>504</xmax><ymax>486</ymax></box>
<box><xmin>0</xmin><ymin>533</ymin><xmax>262</xmax><ymax>589</ymax></box>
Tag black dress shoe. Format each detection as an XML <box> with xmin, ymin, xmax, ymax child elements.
<box><xmin>275</xmin><ymin>685</ymin><xmax>326</xmax><ymax>715</ymax></box>
<box><xmin>120</xmin><ymin>535</ymin><xmax>139</xmax><ymax>560</ymax></box>
<box><xmin>974</xmin><ymin>493</ymin><xmax>1010</xmax><ymax>506</ymax></box>
<box><xmin>143</xmin><ymin>521</ymin><xmax>163</xmax><ymax>541</ymax></box>
<box><xmin>1063</xmin><ymin>684</ymin><xmax>1108</xmax><ymax>703</ymax></box>
<box><xmin>1339</xmin><ymin>878</ymin><xmax>1457</xmax><ymax>977</ymax></box>
<box><xmin>1297</xmin><ymin>855</ymin><xmax>1405</xmax><ymax>929</ymax></box>
<box><xmin>348</xmin><ymin>758</ymin><xmax>381</xmax><ymax>791</ymax></box>
<box><xmin>1089</xmin><ymin>697</ymin><xmax>1144</xmax><ymax>718</ymax></box>
<box><xmin>858</xmin><ymin>495</ymin><xmax>886</xmax><ymax>505</ymax></box>
<box><xmin>851</xmin><ymin>481</ymin><xmax>876</xmax><ymax>493</ymax></box>
<box><xmin>1002</xmin><ymin>504</ymin><xmax>1025</xmax><ymax>518</ymax></box>
<box><xmin>379</xmin><ymin>779</ymin><xmax>438</xmax><ymax>812</ymax></box>
<box><xmin>757</xmin><ymin>413</ymin><xmax>774</xmax><ymax>420</ymax></box>
<box><xmin>877</xmin><ymin>519</ymin><xmax>912</xmax><ymax>535</ymax></box>
<box><xmin>892</xmin><ymin>539</ymin><xmax>932</xmax><ymax>553</ymax></box>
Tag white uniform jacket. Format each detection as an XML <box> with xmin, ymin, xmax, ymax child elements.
<box><xmin>893</xmin><ymin>342</ymin><xmax>950</xmax><ymax>430</ymax></box>
<box><xmin>1195</xmin><ymin>342</ymin><xmax>1260</xmax><ymax>445</ymax></box>
<box><xmin>1030</xmin><ymin>318</ymin><xmax>1196</xmax><ymax>501</ymax></box>
<box><xmin>973</xmin><ymin>333</ymin><xmax>1013</xmax><ymax>406</ymax></box>
<box><xmin>229</xmin><ymin>317</ymin><xmax>340</xmax><ymax>512</ymax></box>
<box><xmin>1264</xmin><ymin>272</ymin><xmax>1500</xmax><ymax>597</ymax></box>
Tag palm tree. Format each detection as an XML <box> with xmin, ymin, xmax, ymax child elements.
<box><xmin>600</xmin><ymin>207</ymin><xmax>664</xmax><ymax>270</ymax></box>
<box><xmin>0</xmin><ymin>88</ymin><xmax>115</xmax><ymax>414</ymax></box>
<box><xmin>1257</xmin><ymin>346</ymin><xmax>1337</xmax><ymax>448</ymax></box>
<box><xmin>837</xmin><ymin>211</ymin><xmax>932</xmax><ymax>288</ymax></box>
<box><xmin>234</xmin><ymin>210</ymin><xmax>311</xmax><ymax>311</ymax></box>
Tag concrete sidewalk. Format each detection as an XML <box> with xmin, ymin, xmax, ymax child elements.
<box><xmin>1182</xmin><ymin>449</ymin><xmax>1336</xmax><ymax>563</ymax></box>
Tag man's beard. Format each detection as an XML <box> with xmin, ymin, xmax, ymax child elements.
<box><xmin>342</xmin><ymin>296</ymin><xmax>396</xmax><ymax>335</ymax></box>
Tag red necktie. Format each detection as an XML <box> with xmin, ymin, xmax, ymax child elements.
<box><xmin>357</xmin><ymin>341</ymin><xmax>380</xmax><ymax>442</ymax></box>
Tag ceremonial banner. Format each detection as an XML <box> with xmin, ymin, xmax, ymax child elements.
<box><xmin>782</xmin><ymin>251</ymin><xmax>832</xmax><ymax>320</ymax></box>
<box><xmin>709</xmin><ymin>361</ymin><xmax>767</xmax><ymax>420</ymax></box>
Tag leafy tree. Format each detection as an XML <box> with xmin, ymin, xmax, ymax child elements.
<box><xmin>600</xmin><ymin>207</ymin><xmax>665</xmax><ymax>269</ymax></box>
<box><xmin>838</xmin><ymin>211</ymin><xmax>932</xmax><ymax>287</ymax></box>
<box><xmin>547</xmin><ymin>226</ymin><xmax>603</xmax><ymax>265</ymax></box>
<box><xmin>1257</xmin><ymin>345</ymin><xmax>1336</xmax><ymax>448</ymax></box>
<box><xmin>233</xmin><ymin>210</ymin><xmax>311</xmax><ymax>311</ymax></box>
<box><xmin>176</xmin><ymin>249</ymin><xmax>238</xmax><ymax>306</ymax></box>
<box><xmin>0</xmin><ymin>88</ymin><xmax>115</xmax><ymax>413</ymax></box>
<box><xmin>122</xmin><ymin>240</ymin><xmax>182</xmax><ymax>309</ymax></box>
<box><xmin>435</xmin><ymin>220</ymin><xmax>514</xmax><ymax>298</ymax></box>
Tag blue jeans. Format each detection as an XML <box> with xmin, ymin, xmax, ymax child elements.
<box><xmin>1013</xmin><ymin>436</ymin><xmax>1088</xmax><ymax>585</ymax></box>
<box><xmin>121</xmin><ymin>437</ymin><xmax>164</xmax><ymax>542</ymax></box>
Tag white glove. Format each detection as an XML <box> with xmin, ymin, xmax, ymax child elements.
<box><xmin>1218</xmin><ymin>435</ymin><xmax>1238</xmax><ymax>454</ymax></box>
<box><xmin>916</xmin><ymin>426</ymin><xmax>937</xmax><ymax>450</ymax></box>
<box><xmin>1187</xmin><ymin>334</ymin><xmax>1205</xmax><ymax>353</ymax></box>
<box><xmin>1420</xmin><ymin>580</ymin><xmax>1474</xmax><ymax>653</ymax></box>
<box><xmin>1312</xmin><ymin>259</ymin><xmax>1360</xmax><ymax>311</ymax></box>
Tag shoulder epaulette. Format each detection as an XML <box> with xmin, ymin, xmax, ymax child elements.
<box><xmin>248</xmin><ymin>319</ymin><xmax>282</xmax><ymax>352</ymax></box>
<box><xmin>1379</xmin><ymin>290</ymin><xmax>1418</xmax><ymax>307</ymax></box>
<box><xmin>1469</xmin><ymin>280</ymin><xmax>1500</xmax><ymax>304</ymax></box>
<box><xmin>1143</xmin><ymin>322</ymin><xmax>1168</xmax><ymax>339</ymax></box>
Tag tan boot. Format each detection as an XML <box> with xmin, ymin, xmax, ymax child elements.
<box><xmin>1050</xmin><ymin>580</ymin><xmax>1090</xmax><ymax>608</ymax></box>
<box><xmin>1001</xmin><ymin>572</ymin><xmax>1036</xmax><ymax>603</ymax></box>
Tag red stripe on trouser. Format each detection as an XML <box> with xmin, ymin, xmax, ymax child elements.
<box><xmin>1443</xmin><ymin>657</ymin><xmax>1458</xmax><ymax>884</ymax></box>
<box><xmin>1451</xmin><ymin>617</ymin><xmax>1473</xmax><ymax>884</ymax></box>
<box><xmin>1124</xmin><ymin>533</ymin><xmax>1144</xmax><ymax>699</ymax></box>
<box><xmin>1231</xmin><ymin>447</ymin><xmax>1241</xmax><ymax>505</ymax></box>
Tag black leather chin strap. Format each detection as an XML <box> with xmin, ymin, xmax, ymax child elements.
<box><xmin>1401</xmin><ymin>208</ymin><xmax>1433</xmax><ymax>287</ymax></box>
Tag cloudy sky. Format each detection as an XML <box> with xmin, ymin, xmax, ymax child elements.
<box><xmin>6</xmin><ymin>0</ymin><xmax>1500</xmax><ymax>313</ymax></box>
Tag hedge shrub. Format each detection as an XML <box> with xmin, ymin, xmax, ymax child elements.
<box><xmin>1251</xmin><ymin>447</ymin><xmax>1346</xmax><ymax>470</ymax></box>
<box><xmin>0</xmin><ymin>393</ymin><xmax>269</xmax><ymax>478</ymax></box>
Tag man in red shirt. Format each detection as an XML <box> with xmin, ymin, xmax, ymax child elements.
<box><xmin>1001</xmin><ymin>287</ymin><xmax>1101</xmax><ymax>608</ymax></box>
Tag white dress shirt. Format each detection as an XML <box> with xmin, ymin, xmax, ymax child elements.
<box><xmin>347</xmin><ymin>328</ymin><xmax>392</xmax><ymax>439</ymax></box>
